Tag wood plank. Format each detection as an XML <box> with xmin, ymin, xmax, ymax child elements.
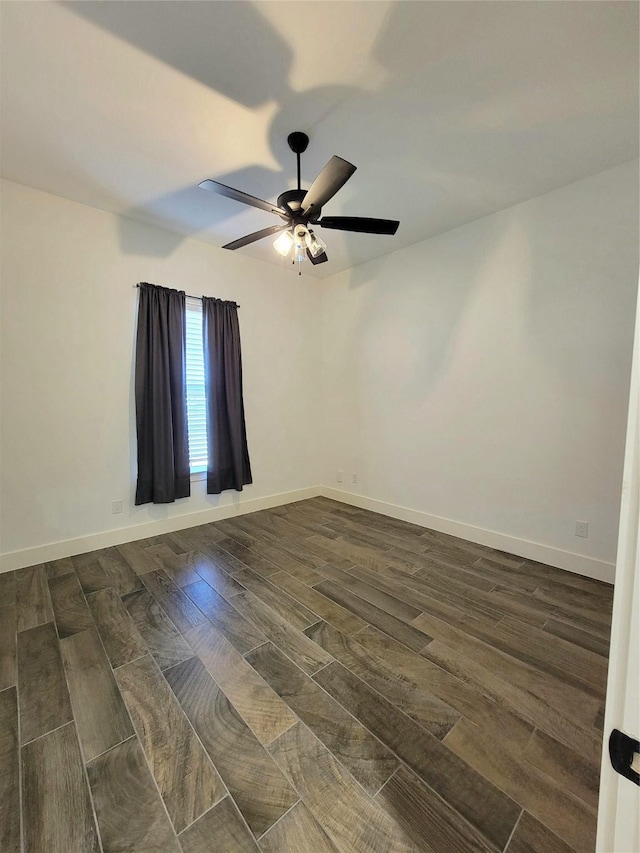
<box><xmin>153</xmin><ymin>550</ymin><xmax>203</xmax><ymax>591</ymax></box>
<box><xmin>314</xmin><ymin>661</ymin><xmax>521</xmax><ymax>850</ymax></box>
<box><xmin>186</xmin><ymin>550</ymin><xmax>246</xmax><ymax>597</ymax></box>
<box><xmin>179</xmin><ymin>797</ymin><xmax>259</xmax><ymax>853</ymax></box>
<box><xmin>259</xmin><ymin>800</ymin><xmax>339</xmax><ymax>853</ymax></box>
<box><xmin>506</xmin><ymin>811</ymin><xmax>574</xmax><ymax>853</ymax></box>
<box><xmin>0</xmin><ymin>605</ymin><xmax>17</xmax><ymax>690</ymax></box>
<box><xmin>406</xmin><ymin>567</ymin><xmax>517</xmax><ymax>623</ymax></box>
<box><xmin>231</xmin><ymin>568</ymin><xmax>320</xmax><ymax>629</ymax></box>
<box><xmin>418</xmin><ymin>557</ymin><xmax>497</xmax><ymax>592</ymax></box>
<box><xmin>123</xmin><ymin>588</ymin><xmax>194</xmax><ymax>671</ymax></box>
<box><xmin>306</xmin><ymin>621</ymin><xmax>461</xmax><ymax>741</ymax></box>
<box><xmin>277</xmin><ymin>530</ymin><xmax>355</xmax><ymax>571</ymax></box>
<box><xmin>274</xmin><ymin>510</ymin><xmax>342</xmax><ymax>540</ymax></box>
<box><xmin>48</xmin><ymin>571</ymin><xmax>93</xmax><ymax>638</ymax></box>
<box><xmin>0</xmin><ymin>571</ymin><xmax>16</xmax><ymax>604</ymax></box>
<box><xmin>142</xmin><ymin>543</ymin><xmax>185</xmax><ymax>575</ymax></box>
<box><xmin>117</xmin><ymin>540</ymin><xmax>159</xmax><ymax>575</ymax></box>
<box><xmin>247</xmin><ymin>642</ymin><xmax>398</xmax><ymax>795</ymax></box>
<box><xmin>15</xmin><ymin>564</ymin><xmax>52</xmax><ymax>632</ymax></box>
<box><xmin>522</xmin><ymin>729</ymin><xmax>600</xmax><ymax>810</ymax></box>
<box><xmin>239</xmin><ymin>538</ymin><xmax>326</xmax><ymax>586</ymax></box>
<box><xmin>116</xmin><ymin>654</ymin><xmax>225</xmax><ymax>833</ymax></box>
<box><xmin>321</xmin><ymin>517</ymin><xmax>400</xmax><ymax>555</ymax></box>
<box><xmin>322</xmin><ymin>514</ymin><xmax>427</xmax><ymax>560</ymax></box>
<box><xmin>423</xmin><ymin>637</ymin><xmax>603</xmax><ymax>764</ymax></box>
<box><xmin>268</xmin><ymin>721</ymin><xmax>416</xmax><ymax>853</ymax></box>
<box><xmin>141</xmin><ymin>569</ymin><xmax>207</xmax><ymax>633</ymax></box>
<box><xmin>22</xmin><ymin>722</ymin><xmax>100</xmax><ymax>853</ymax></box>
<box><xmin>153</xmin><ymin>532</ymin><xmax>190</xmax><ymax>554</ymax></box>
<box><xmin>374</xmin><ymin>561</ymin><xmax>507</xmax><ymax>624</ymax></box>
<box><xmin>212</xmin><ymin>518</ymin><xmax>257</xmax><ymax>548</ymax></box>
<box><xmin>483</xmin><ymin>585</ymin><xmax>560</xmax><ymax>629</ymax></box>
<box><xmin>18</xmin><ymin>621</ymin><xmax>73</xmax><ymax>744</ymax></box>
<box><xmin>375</xmin><ymin>764</ymin><xmax>497</xmax><ymax>853</ymax></box>
<box><xmin>43</xmin><ymin>558</ymin><xmax>75</xmax><ymax>579</ymax></box>
<box><xmin>519</xmin><ymin>559</ymin><xmax>614</xmax><ymax>597</ymax></box>
<box><xmin>347</xmin><ymin>623</ymin><xmax>533</xmax><ymax>749</ymax></box>
<box><xmin>483</xmin><ymin>615</ymin><xmax>608</xmax><ymax>695</ymax></box>
<box><xmin>87</xmin><ymin>587</ymin><xmax>148</xmax><ymax>668</ymax></box>
<box><xmin>184</xmin><ymin>622</ymin><xmax>297</xmax><ymax>746</ymax></box>
<box><xmin>444</xmin><ymin>718</ymin><xmax>597</xmax><ymax>852</ymax></box>
<box><xmin>0</xmin><ymin>687</ymin><xmax>20</xmax><ymax>853</ymax></box>
<box><xmin>314</xmin><ymin>564</ymin><xmax>422</xmax><ymax>623</ymax></box>
<box><xmin>421</xmin><ymin>530</ymin><xmax>493</xmax><ymax>564</ymax></box>
<box><xmin>230</xmin><ymin>591</ymin><xmax>331</xmax><ymax>676</ymax></box>
<box><xmin>87</xmin><ymin>736</ymin><xmax>181</xmax><ymax>852</ymax></box>
<box><xmin>542</xmin><ymin>617</ymin><xmax>610</xmax><ymax>658</ymax></box>
<box><xmin>219</xmin><ymin>538</ymin><xmax>281</xmax><ymax>577</ymax></box>
<box><xmin>533</xmin><ymin>579</ymin><xmax>614</xmax><ymax>617</ymax></box>
<box><xmin>269</xmin><ymin>571</ymin><xmax>366</xmax><ymax>635</ymax></box>
<box><xmin>183</xmin><ymin>579</ymin><xmax>267</xmax><ymax>654</ymax></box>
<box><xmin>414</xmin><ymin>612</ymin><xmax>602</xmax><ymax>729</ymax></box>
<box><xmin>593</xmin><ymin>701</ymin><xmax>605</xmax><ymax>733</ymax></box>
<box><xmin>164</xmin><ymin>655</ymin><xmax>298</xmax><ymax>837</ymax></box>
<box><xmin>348</xmin><ymin>562</ymin><xmax>502</xmax><ymax>627</ymax></box>
<box><xmin>61</xmin><ymin>627</ymin><xmax>134</xmax><ymax>761</ymax></box>
<box><xmin>196</xmin><ymin>541</ymin><xmax>251</xmax><ymax>574</ymax></box>
<box><xmin>73</xmin><ymin>546</ymin><xmax>143</xmax><ymax>596</ymax></box>
<box><xmin>313</xmin><ymin>580</ymin><xmax>431</xmax><ymax>653</ymax></box>
<box><xmin>235</xmin><ymin>510</ymin><xmax>317</xmax><ymax>545</ymax></box>
<box><xmin>229</xmin><ymin>515</ymin><xmax>329</xmax><ymax>575</ymax></box>
<box><xmin>309</xmin><ymin>534</ymin><xmax>393</xmax><ymax>573</ymax></box>
<box><xmin>172</xmin><ymin>523</ymin><xmax>228</xmax><ymax>551</ymax></box>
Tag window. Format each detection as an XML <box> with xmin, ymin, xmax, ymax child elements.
<box><xmin>185</xmin><ymin>296</ymin><xmax>207</xmax><ymax>474</ymax></box>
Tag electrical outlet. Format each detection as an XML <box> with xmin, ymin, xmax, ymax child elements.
<box><xmin>112</xmin><ymin>500</ymin><xmax>123</xmax><ymax>515</ymax></box>
<box><xmin>575</xmin><ymin>520</ymin><xmax>589</xmax><ymax>538</ymax></box>
<box><xmin>337</xmin><ymin>469</ymin><xmax>343</xmax><ymax>483</ymax></box>
<box><xmin>352</xmin><ymin>473</ymin><xmax>358</xmax><ymax>484</ymax></box>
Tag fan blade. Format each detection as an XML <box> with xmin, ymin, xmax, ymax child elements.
<box><xmin>301</xmin><ymin>156</ymin><xmax>356</xmax><ymax>214</ymax></box>
<box><xmin>319</xmin><ymin>216</ymin><xmax>399</xmax><ymax>235</ymax></box>
<box><xmin>222</xmin><ymin>224</ymin><xmax>289</xmax><ymax>251</ymax></box>
<box><xmin>306</xmin><ymin>248</ymin><xmax>328</xmax><ymax>265</ymax></box>
<box><xmin>199</xmin><ymin>180</ymin><xmax>287</xmax><ymax>217</ymax></box>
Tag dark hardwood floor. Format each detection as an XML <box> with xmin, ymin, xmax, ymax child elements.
<box><xmin>0</xmin><ymin>497</ymin><xmax>612</xmax><ymax>852</ymax></box>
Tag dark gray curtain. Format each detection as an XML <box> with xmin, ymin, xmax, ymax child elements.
<box><xmin>134</xmin><ymin>283</ymin><xmax>190</xmax><ymax>505</ymax></box>
<box><xmin>202</xmin><ymin>297</ymin><xmax>252</xmax><ymax>494</ymax></box>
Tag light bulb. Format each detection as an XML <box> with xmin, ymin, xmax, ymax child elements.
<box><xmin>294</xmin><ymin>227</ymin><xmax>307</xmax><ymax>262</ymax></box>
<box><xmin>305</xmin><ymin>229</ymin><xmax>327</xmax><ymax>258</ymax></box>
<box><xmin>273</xmin><ymin>230</ymin><xmax>294</xmax><ymax>257</ymax></box>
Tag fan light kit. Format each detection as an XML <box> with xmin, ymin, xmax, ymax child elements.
<box><xmin>199</xmin><ymin>132</ymin><xmax>399</xmax><ymax>274</ymax></box>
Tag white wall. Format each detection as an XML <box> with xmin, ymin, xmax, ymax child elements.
<box><xmin>2</xmin><ymin>164</ymin><xmax>638</xmax><ymax>579</ymax></box>
<box><xmin>0</xmin><ymin>180</ymin><xmax>322</xmax><ymax>567</ymax></box>
<box><xmin>320</xmin><ymin>162</ymin><xmax>639</xmax><ymax>582</ymax></box>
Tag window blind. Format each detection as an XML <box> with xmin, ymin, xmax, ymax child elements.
<box><xmin>185</xmin><ymin>296</ymin><xmax>207</xmax><ymax>474</ymax></box>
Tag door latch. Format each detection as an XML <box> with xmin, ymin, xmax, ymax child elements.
<box><xmin>609</xmin><ymin>729</ymin><xmax>640</xmax><ymax>786</ymax></box>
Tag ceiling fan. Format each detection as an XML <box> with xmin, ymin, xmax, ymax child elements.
<box><xmin>199</xmin><ymin>132</ymin><xmax>399</xmax><ymax>269</ymax></box>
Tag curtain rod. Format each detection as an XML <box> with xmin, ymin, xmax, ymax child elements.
<box><xmin>133</xmin><ymin>283</ymin><xmax>240</xmax><ymax>307</ymax></box>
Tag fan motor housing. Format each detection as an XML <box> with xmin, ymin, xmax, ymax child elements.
<box><xmin>277</xmin><ymin>189</ymin><xmax>320</xmax><ymax>222</ymax></box>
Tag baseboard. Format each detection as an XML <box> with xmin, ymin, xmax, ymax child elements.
<box><xmin>1</xmin><ymin>484</ymin><xmax>616</xmax><ymax>584</ymax></box>
<box><xmin>0</xmin><ymin>486</ymin><xmax>322</xmax><ymax>573</ymax></box>
<box><xmin>320</xmin><ymin>487</ymin><xmax>616</xmax><ymax>584</ymax></box>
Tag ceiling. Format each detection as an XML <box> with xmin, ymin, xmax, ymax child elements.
<box><xmin>1</xmin><ymin>1</ymin><xmax>638</xmax><ymax>278</ymax></box>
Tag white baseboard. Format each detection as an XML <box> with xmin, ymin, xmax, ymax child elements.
<box><xmin>0</xmin><ymin>486</ymin><xmax>322</xmax><ymax>573</ymax></box>
<box><xmin>320</xmin><ymin>487</ymin><xmax>616</xmax><ymax>584</ymax></box>
<box><xmin>1</xmin><ymin>484</ymin><xmax>615</xmax><ymax>584</ymax></box>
